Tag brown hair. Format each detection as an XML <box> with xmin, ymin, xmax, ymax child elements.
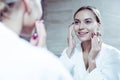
<box><xmin>73</xmin><ymin>6</ymin><xmax>101</xmax><ymax>23</ymax></box>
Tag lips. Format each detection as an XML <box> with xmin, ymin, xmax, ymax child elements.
<box><xmin>78</xmin><ymin>32</ymin><xmax>88</xmax><ymax>37</ymax></box>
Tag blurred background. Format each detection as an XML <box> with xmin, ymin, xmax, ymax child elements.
<box><xmin>42</xmin><ymin>0</ymin><xmax>120</xmax><ymax>56</ymax></box>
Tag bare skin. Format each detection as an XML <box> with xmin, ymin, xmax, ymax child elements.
<box><xmin>30</xmin><ymin>20</ymin><xmax>47</xmax><ymax>48</ymax></box>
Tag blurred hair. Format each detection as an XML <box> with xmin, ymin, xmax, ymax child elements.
<box><xmin>73</xmin><ymin>6</ymin><xmax>101</xmax><ymax>23</ymax></box>
<box><xmin>0</xmin><ymin>0</ymin><xmax>20</xmax><ymax>21</ymax></box>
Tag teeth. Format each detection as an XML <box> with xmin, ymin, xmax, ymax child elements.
<box><xmin>80</xmin><ymin>33</ymin><xmax>85</xmax><ymax>34</ymax></box>
<box><xmin>78</xmin><ymin>32</ymin><xmax>88</xmax><ymax>35</ymax></box>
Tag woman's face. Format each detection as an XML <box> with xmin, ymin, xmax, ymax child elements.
<box><xmin>74</xmin><ymin>9</ymin><xmax>101</xmax><ymax>42</ymax></box>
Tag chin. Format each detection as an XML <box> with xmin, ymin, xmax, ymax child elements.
<box><xmin>78</xmin><ymin>37</ymin><xmax>91</xmax><ymax>42</ymax></box>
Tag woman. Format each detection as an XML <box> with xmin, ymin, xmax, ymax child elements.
<box><xmin>0</xmin><ymin>0</ymin><xmax>73</xmax><ymax>80</ymax></box>
<box><xmin>60</xmin><ymin>6</ymin><xmax>120</xmax><ymax>80</ymax></box>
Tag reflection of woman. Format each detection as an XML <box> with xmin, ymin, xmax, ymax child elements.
<box><xmin>60</xmin><ymin>6</ymin><xmax>120</xmax><ymax>80</ymax></box>
<box><xmin>0</xmin><ymin>0</ymin><xmax>73</xmax><ymax>80</ymax></box>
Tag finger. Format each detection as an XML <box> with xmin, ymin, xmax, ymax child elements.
<box><xmin>30</xmin><ymin>33</ymin><xmax>39</xmax><ymax>46</ymax></box>
<box><xmin>35</xmin><ymin>20</ymin><xmax>46</xmax><ymax>37</ymax></box>
<box><xmin>68</xmin><ymin>24</ymin><xmax>75</xmax><ymax>39</ymax></box>
<box><xmin>35</xmin><ymin>20</ymin><xmax>47</xmax><ymax>48</ymax></box>
<box><xmin>68</xmin><ymin>22</ymin><xmax>74</xmax><ymax>28</ymax></box>
<box><xmin>72</xmin><ymin>36</ymin><xmax>76</xmax><ymax>48</ymax></box>
<box><xmin>91</xmin><ymin>32</ymin><xmax>101</xmax><ymax>44</ymax></box>
<box><xmin>91</xmin><ymin>35</ymin><xmax>98</xmax><ymax>48</ymax></box>
<box><xmin>94</xmin><ymin>35</ymin><xmax>102</xmax><ymax>50</ymax></box>
<box><xmin>69</xmin><ymin>23</ymin><xmax>74</xmax><ymax>32</ymax></box>
<box><xmin>91</xmin><ymin>34</ymin><xmax>101</xmax><ymax>50</ymax></box>
<box><xmin>67</xmin><ymin>24</ymin><xmax>76</xmax><ymax>49</ymax></box>
<box><xmin>98</xmin><ymin>36</ymin><xmax>102</xmax><ymax>48</ymax></box>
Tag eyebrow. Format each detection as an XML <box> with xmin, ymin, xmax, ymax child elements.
<box><xmin>84</xmin><ymin>18</ymin><xmax>92</xmax><ymax>21</ymax></box>
<box><xmin>74</xmin><ymin>19</ymin><xmax>80</xmax><ymax>21</ymax></box>
<box><xmin>74</xmin><ymin>18</ymin><xmax>92</xmax><ymax>21</ymax></box>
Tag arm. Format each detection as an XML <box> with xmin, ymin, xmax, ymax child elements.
<box><xmin>88</xmin><ymin>33</ymin><xmax>102</xmax><ymax>72</ymax></box>
<box><xmin>66</xmin><ymin>23</ymin><xmax>76</xmax><ymax>58</ymax></box>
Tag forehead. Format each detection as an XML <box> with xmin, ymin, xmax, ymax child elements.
<box><xmin>75</xmin><ymin>9</ymin><xmax>96</xmax><ymax>20</ymax></box>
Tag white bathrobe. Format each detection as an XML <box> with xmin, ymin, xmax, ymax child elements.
<box><xmin>0</xmin><ymin>22</ymin><xmax>73</xmax><ymax>80</ymax></box>
<box><xmin>60</xmin><ymin>43</ymin><xmax>120</xmax><ymax>80</ymax></box>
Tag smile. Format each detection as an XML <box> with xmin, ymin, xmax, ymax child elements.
<box><xmin>78</xmin><ymin>32</ymin><xmax>89</xmax><ymax>37</ymax></box>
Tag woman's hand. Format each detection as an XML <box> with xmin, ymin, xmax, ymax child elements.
<box><xmin>30</xmin><ymin>20</ymin><xmax>47</xmax><ymax>48</ymax></box>
<box><xmin>88</xmin><ymin>33</ymin><xmax>102</xmax><ymax>72</ymax></box>
<box><xmin>66</xmin><ymin>23</ymin><xmax>76</xmax><ymax>58</ymax></box>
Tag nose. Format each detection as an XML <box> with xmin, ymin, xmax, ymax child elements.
<box><xmin>78</xmin><ymin>23</ymin><xmax>84</xmax><ymax>30</ymax></box>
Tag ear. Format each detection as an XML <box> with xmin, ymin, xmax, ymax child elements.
<box><xmin>22</xmin><ymin>0</ymin><xmax>31</xmax><ymax>14</ymax></box>
<box><xmin>22</xmin><ymin>0</ymin><xmax>35</xmax><ymax>28</ymax></box>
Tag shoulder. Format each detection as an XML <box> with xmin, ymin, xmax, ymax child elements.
<box><xmin>101</xmin><ymin>43</ymin><xmax>120</xmax><ymax>60</ymax></box>
<box><xmin>32</xmin><ymin>48</ymin><xmax>73</xmax><ymax>80</ymax></box>
<box><xmin>102</xmin><ymin>43</ymin><xmax>120</xmax><ymax>54</ymax></box>
<box><xmin>21</xmin><ymin>46</ymin><xmax>73</xmax><ymax>80</ymax></box>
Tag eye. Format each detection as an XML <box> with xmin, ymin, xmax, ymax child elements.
<box><xmin>85</xmin><ymin>20</ymin><xmax>92</xmax><ymax>24</ymax></box>
<box><xmin>74</xmin><ymin>20</ymin><xmax>80</xmax><ymax>25</ymax></box>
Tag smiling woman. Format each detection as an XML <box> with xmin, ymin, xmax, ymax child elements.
<box><xmin>60</xmin><ymin>6</ymin><xmax>120</xmax><ymax>80</ymax></box>
<box><xmin>74</xmin><ymin>9</ymin><xmax>101</xmax><ymax>42</ymax></box>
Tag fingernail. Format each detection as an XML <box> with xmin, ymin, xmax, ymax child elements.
<box><xmin>32</xmin><ymin>33</ymin><xmax>38</xmax><ymax>40</ymax></box>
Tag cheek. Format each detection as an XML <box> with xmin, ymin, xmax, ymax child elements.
<box><xmin>88</xmin><ymin>27</ymin><xmax>94</xmax><ymax>33</ymax></box>
<box><xmin>73</xmin><ymin>25</ymin><xmax>79</xmax><ymax>31</ymax></box>
<box><xmin>73</xmin><ymin>27</ymin><xmax>78</xmax><ymax>36</ymax></box>
<box><xmin>86</xmin><ymin>25</ymin><xmax>98</xmax><ymax>38</ymax></box>
<box><xmin>35</xmin><ymin>6</ymin><xmax>42</xmax><ymax>19</ymax></box>
<box><xmin>23</xmin><ymin>17</ymin><xmax>35</xmax><ymax>27</ymax></box>
<box><xmin>36</xmin><ymin>2</ymin><xmax>43</xmax><ymax>19</ymax></box>
<box><xmin>87</xmin><ymin>24</ymin><xmax>98</xmax><ymax>33</ymax></box>
<box><xmin>23</xmin><ymin>15</ymin><xmax>35</xmax><ymax>29</ymax></box>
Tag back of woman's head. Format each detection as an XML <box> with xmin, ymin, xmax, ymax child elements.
<box><xmin>74</xmin><ymin>6</ymin><xmax>101</xmax><ymax>23</ymax></box>
<box><xmin>0</xmin><ymin>0</ymin><xmax>20</xmax><ymax>21</ymax></box>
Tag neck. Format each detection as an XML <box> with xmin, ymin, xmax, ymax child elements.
<box><xmin>81</xmin><ymin>40</ymin><xmax>91</xmax><ymax>53</ymax></box>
